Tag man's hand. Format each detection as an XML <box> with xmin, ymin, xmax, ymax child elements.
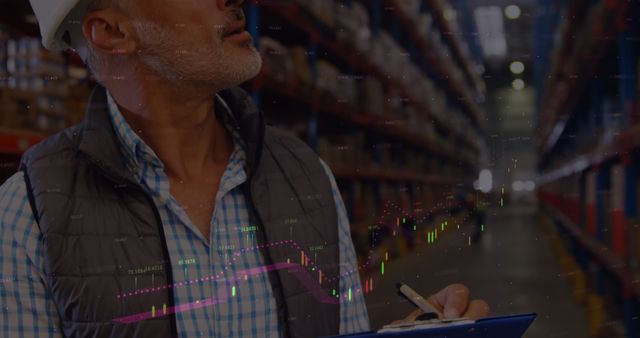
<box><xmin>391</xmin><ymin>284</ymin><xmax>489</xmax><ymax>324</ymax></box>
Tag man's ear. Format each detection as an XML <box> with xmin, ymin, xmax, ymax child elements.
<box><xmin>82</xmin><ymin>9</ymin><xmax>137</xmax><ymax>56</ymax></box>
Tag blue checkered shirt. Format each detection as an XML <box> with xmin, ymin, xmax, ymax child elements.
<box><xmin>0</xmin><ymin>90</ymin><xmax>370</xmax><ymax>337</ymax></box>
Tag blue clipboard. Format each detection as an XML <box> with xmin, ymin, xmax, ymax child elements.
<box><xmin>324</xmin><ymin>313</ymin><xmax>536</xmax><ymax>338</ymax></box>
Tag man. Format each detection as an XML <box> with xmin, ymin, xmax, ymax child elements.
<box><xmin>0</xmin><ymin>0</ymin><xmax>489</xmax><ymax>337</ymax></box>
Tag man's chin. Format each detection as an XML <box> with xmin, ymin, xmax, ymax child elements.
<box><xmin>152</xmin><ymin>51</ymin><xmax>262</xmax><ymax>90</ymax></box>
<box><xmin>224</xmin><ymin>53</ymin><xmax>262</xmax><ymax>88</ymax></box>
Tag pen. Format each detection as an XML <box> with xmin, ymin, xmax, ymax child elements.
<box><xmin>396</xmin><ymin>282</ymin><xmax>444</xmax><ymax>319</ymax></box>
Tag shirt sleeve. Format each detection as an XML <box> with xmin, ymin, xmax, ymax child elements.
<box><xmin>0</xmin><ymin>171</ymin><xmax>62</xmax><ymax>337</ymax></box>
<box><xmin>318</xmin><ymin>159</ymin><xmax>371</xmax><ymax>334</ymax></box>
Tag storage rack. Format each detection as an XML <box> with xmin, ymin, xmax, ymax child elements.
<box><xmin>0</xmin><ymin>9</ymin><xmax>91</xmax><ymax>173</ymax></box>
<box><xmin>244</xmin><ymin>0</ymin><xmax>487</xmax><ymax>270</ymax></box>
<box><xmin>536</xmin><ymin>0</ymin><xmax>640</xmax><ymax>337</ymax></box>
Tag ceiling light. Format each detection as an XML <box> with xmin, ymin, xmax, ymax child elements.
<box><xmin>478</xmin><ymin>169</ymin><xmax>493</xmax><ymax>193</ymax></box>
<box><xmin>512</xmin><ymin>79</ymin><xmax>525</xmax><ymax>90</ymax></box>
<box><xmin>474</xmin><ymin>6</ymin><xmax>507</xmax><ymax>59</ymax></box>
<box><xmin>504</xmin><ymin>5</ymin><xmax>521</xmax><ymax>20</ymax></box>
<box><xmin>509</xmin><ymin>61</ymin><xmax>525</xmax><ymax>74</ymax></box>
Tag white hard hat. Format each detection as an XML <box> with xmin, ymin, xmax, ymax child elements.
<box><xmin>29</xmin><ymin>0</ymin><xmax>91</xmax><ymax>53</ymax></box>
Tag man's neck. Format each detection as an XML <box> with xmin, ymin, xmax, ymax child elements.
<box><xmin>105</xmin><ymin>76</ymin><xmax>234</xmax><ymax>181</ymax></box>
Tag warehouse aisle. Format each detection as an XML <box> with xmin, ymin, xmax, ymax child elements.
<box><xmin>364</xmin><ymin>203</ymin><xmax>588</xmax><ymax>337</ymax></box>
<box><xmin>5</xmin><ymin>0</ymin><xmax>636</xmax><ymax>337</ymax></box>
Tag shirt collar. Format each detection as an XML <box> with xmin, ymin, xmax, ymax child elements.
<box><xmin>105</xmin><ymin>90</ymin><xmax>245</xmax><ymax>177</ymax></box>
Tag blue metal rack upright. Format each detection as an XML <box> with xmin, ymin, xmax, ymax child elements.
<box><xmin>533</xmin><ymin>0</ymin><xmax>560</xmax><ymax>112</ymax></box>
<box><xmin>247</xmin><ymin>0</ymin><xmax>261</xmax><ymax>107</ymax></box>
<box><xmin>449</xmin><ymin>0</ymin><xmax>483</xmax><ymax>67</ymax></box>
<box><xmin>307</xmin><ymin>40</ymin><xmax>319</xmax><ymax>151</ymax></box>
<box><xmin>619</xmin><ymin>13</ymin><xmax>640</xmax><ymax>338</ymax></box>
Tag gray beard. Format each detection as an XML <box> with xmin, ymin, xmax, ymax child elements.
<box><xmin>134</xmin><ymin>20</ymin><xmax>263</xmax><ymax>89</ymax></box>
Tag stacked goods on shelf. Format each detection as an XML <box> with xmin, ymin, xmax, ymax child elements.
<box><xmin>1</xmin><ymin>37</ymin><xmax>69</xmax><ymax>133</ymax></box>
<box><xmin>257</xmin><ymin>35</ymin><xmax>478</xmax><ymax>170</ymax></box>
<box><xmin>585</xmin><ymin>171</ymin><xmax>597</xmax><ymax>237</ymax></box>
<box><xmin>599</xmin><ymin>167</ymin><xmax>612</xmax><ymax>248</ymax></box>
<box><xmin>290</xmin><ymin>46</ymin><xmax>314</xmax><ymax>87</ymax></box>
<box><xmin>351</xmin><ymin>180</ymin><xmax>377</xmax><ymax>225</ymax></box>
<box><xmin>261</xmin><ymin>50</ymin><xmax>480</xmax><ymax>172</ymax></box>
<box><xmin>317</xmin><ymin>132</ymin><xmax>467</xmax><ymax>179</ymax></box>
<box><xmin>335</xmin><ymin>2</ymin><xmax>371</xmax><ymax>53</ymax></box>
<box><xmin>391</xmin><ymin>0</ymin><xmax>468</xmax><ymax>99</ymax></box>
<box><xmin>359</xmin><ymin>77</ymin><xmax>385</xmax><ymax>117</ymax></box>
<box><xmin>258</xmin><ymin>37</ymin><xmax>294</xmax><ymax>84</ymax></box>
<box><xmin>0</xmin><ymin>89</ymin><xmax>31</xmax><ymax>130</ymax></box>
<box><xmin>317</xmin><ymin>132</ymin><xmax>370</xmax><ymax>169</ymax></box>
<box><xmin>65</xmin><ymin>84</ymin><xmax>91</xmax><ymax>125</ymax></box>
<box><xmin>379</xmin><ymin>181</ymin><xmax>410</xmax><ymax>212</ymax></box>
<box><xmin>636</xmin><ymin>58</ymin><xmax>640</xmax><ymax>124</ymax></box>
<box><xmin>316</xmin><ymin>60</ymin><xmax>356</xmax><ymax>105</ymax></box>
<box><xmin>250</xmin><ymin>0</ymin><xmax>485</xmax><ymax>273</ymax></box>
<box><xmin>296</xmin><ymin>0</ymin><xmax>336</xmax><ymax>30</ymax></box>
<box><xmin>630</xmin><ymin>168</ymin><xmax>640</xmax><ymax>274</ymax></box>
<box><xmin>275</xmin><ymin>0</ymin><xmax>483</xmax><ymax>152</ymax></box>
<box><xmin>0</xmin><ymin>25</ymin><xmax>7</xmax><ymax>86</ymax></box>
<box><xmin>610</xmin><ymin>165</ymin><xmax>625</xmax><ymax>258</ymax></box>
<box><xmin>259</xmin><ymin>38</ymin><xmax>360</xmax><ymax>107</ymax></box>
<box><xmin>538</xmin><ymin>0</ymin><xmax>627</xmax><ymax>157</ymax></box>
<box><xmin>369</xmin><ymin>29</ymin><xmax>451</xmax><ymax>125</ymax></box>
<box><xmin>395</xmin><ymin>0</ymin><xmax>422</xmax><ymax>20</ymax></box>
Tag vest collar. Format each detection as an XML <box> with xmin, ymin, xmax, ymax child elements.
<box><xmin>78</xmin><ymin>85</ymin><xmax>133</xmax><ymax>185</ymax></box>
<box><xmin>78</xmin><ymin>85</ymin><xmax>265</xmax><ymax>184</ymax></box>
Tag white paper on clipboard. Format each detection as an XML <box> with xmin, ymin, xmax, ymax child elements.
<box><xmin>377</xmin><ymin>318</ymin><xmax>475</xmax><ymax>333</ymax></box>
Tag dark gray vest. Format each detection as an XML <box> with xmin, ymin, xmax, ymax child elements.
<box><xmin>19</xmin><ymin>86</ymin><xmax>341</xmax><ymax>337</ymax></box>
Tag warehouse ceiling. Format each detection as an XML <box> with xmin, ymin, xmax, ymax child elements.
<box><xmin>454</xmin><ymin>0</ymin><xmax>538</xmax><ymax>130</ymax></box>
<box><xmin>457</xmin><ymin>0</ymin><xmax>539</xmax><ymax>186</ymax></box>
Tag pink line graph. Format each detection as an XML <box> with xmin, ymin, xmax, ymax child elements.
<box><xmin>115</xmin><ymin>196</ymin><xmax>468</xmax><ymax>301</ymax></box>
<box><xmin>113</xmin><ymin>197</ymin><xmax>476</xmax><ymax>324</ymax></box>
<box><xmin>112</xmin><ymin>262</ymin><xmax>338</xmax><ymax>324</ymax></box>
<box><xmin>117</xmin><ymin>240</ymin><xmax>298</xmax><ymax>299</ymax></box>
<box><xmin>113</xmin><ymin>297</ymin><xmax>221</xmax><ymax>324</ymax></box>
<box><xmin>112</xmin><ymin>196</ymin><xmax>473</xmax><ymax>324</ymax></box>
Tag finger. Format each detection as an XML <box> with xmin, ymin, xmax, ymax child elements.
<box><xmin>462</xmin><ymin>299</ymin><xmax>490</xmax><ymax>320</ymax></box>
<box><xmin>404</xmin><ymin>309</ymin><xmax>423</xmax><ymax>321</ymax></box>
<box><xmin>428</xmin><ymin>284</ymin><xmax>470</xmax><ymax>319</ymax></box>
<box><xmin>389</xmin><ymin>309</ymin><xmax>422</xmax><ymax>326</ymax></box>
<box><xmin>425</xmin><ymin>296</ymin><xmax>444</xmax><ymax>315</ymax></box>
<box><xmin>443</xmin><ymin>284</ymin><xmax>469</xmax><ymax>319</ymax></box>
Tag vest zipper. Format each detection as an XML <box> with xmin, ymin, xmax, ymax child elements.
<box><xmin>244</xmin><ymin>120</ymin><xmax>292</xmax><ymax>338</ymax></box>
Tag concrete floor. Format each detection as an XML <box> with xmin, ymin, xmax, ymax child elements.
<box><xmin>363</xmin><ymin>204</ymin><xmax>589</xmax><ymax>338</ymax></box>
